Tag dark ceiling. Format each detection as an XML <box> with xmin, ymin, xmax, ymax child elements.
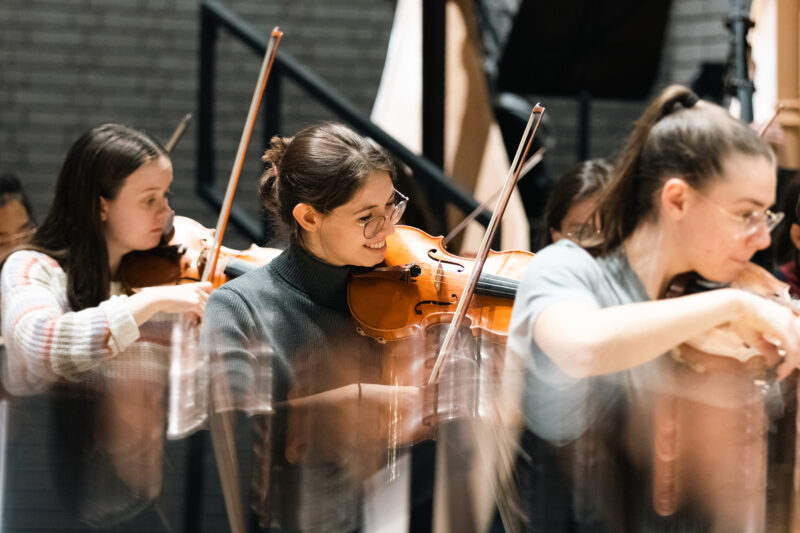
<box><xmin>497</xmin><ymin>0</ymin><xmax>673</xmax><ymax>99</ymax></box>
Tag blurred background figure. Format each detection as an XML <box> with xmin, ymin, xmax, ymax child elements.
<box><xmin>539</xmin><ymin>159</ymin><xmax>612</xmax><ymax>249</ymax></box>
<box><xmin>771</xmin><ymin>172</ymin><xmax>800</xmax><ymax>297</ymax></box>
<box><xmin>0</xmin><ymin>173</ymin><xmax>36</xmax><ymax>263</ymax></box>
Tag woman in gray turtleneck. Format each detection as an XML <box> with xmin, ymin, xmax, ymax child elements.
<box><xmin>200</xmin><ymin>122</ymin><xmax>412</xmax><ymax>533</ymax></box>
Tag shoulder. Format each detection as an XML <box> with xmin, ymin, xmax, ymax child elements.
<box><xmin>208</xmin><ymin>264</ymin><xmax>279</xmax><ymax>309</ymax></box>
<box><xmin>1</xmin><ymin>250</ymin><xmax>62</xmax><ymax>284</ymax></box>
<box><xmin>520</xmin><ymin>240</ymin><xmax>602</xmax><ymax>291</ymax></box>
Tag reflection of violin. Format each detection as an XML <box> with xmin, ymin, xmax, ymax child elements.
<box><xmin>652</xmin><ymin>262</ymin><xmax>798</xmax><ymax>519</ymax></box>
<box><xmin>347</xmin><ymin>225</ymin><xmax>533</xmax><ymax>343</ymax></box>
<box><xmin>118</xmin><ymin>215</ymin><xmax>281</xmax><ymax>289</ymax></box>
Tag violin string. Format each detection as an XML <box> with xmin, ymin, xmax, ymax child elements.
<box><xmin>407</xmin><ymin>271</ymin><xmax>519</xmax><ymax>289</ymax></box>
<box><xmin>401</xmin><ymin>275</ymin><xmax>518</xmax><ymax>293</ymax></box>
<box><xmin>407</xmin><ymin>275</ymin><xmax>518</xmax><ymax>291</ymax></box>
<box><xmin>388</xmin><ymin>273</ymin><xmax>520</xmax><ymax>299</ymax></box>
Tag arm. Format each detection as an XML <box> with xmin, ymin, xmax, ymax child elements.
<box><xmin>1</xmin><ymin>251</ymin><xmax>140</xmax><ymax>390</ymax></box>
<box><xmin>533</xmin><ymin>288</ymin><xmax>800</xmax><ymax>378</ymax></box>
<box><xmin>1</xmin><ymin>251</ymin><xmax>212</xmax><ymax>392</ymax></box>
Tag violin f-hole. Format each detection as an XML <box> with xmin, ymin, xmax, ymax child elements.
<box><xmin>414</xmin><ymin>294</ymin><xmax>458</xmax><ymax>315</ymax></box>
<box><xmin>427</xmin><ymin>249</ymin><xmax>464</xmax><ymax>272</ymax></box>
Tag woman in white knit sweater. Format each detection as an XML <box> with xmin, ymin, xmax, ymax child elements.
<box><xmin>0</xmin><ymin>123</ymin><xmax>211</xmax><ymax>526</ymax></box>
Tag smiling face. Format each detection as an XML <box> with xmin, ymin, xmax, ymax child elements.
<box><xmin>301</xmin><ymin>171</ymin><xmax>397</xmax><ymax>267</ymax></box>
<box><xmin>679</xmin><ymin>153</ymin><xmax>776</xmax><ymax>282</ymax></box>
<box><xmin>101</xmin><ymin>155</ymin><xmax>173</xmax><ymax>269</ymax></box>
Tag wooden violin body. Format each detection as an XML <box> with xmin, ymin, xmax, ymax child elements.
<box><xmin>347</xmin><ymin>225</ymin><xmax>533</xmax><ymax>343</ymax></box>
<box><xmin>343</xmin><ymin>225</ymin><xmax>532</xmax><ymax>450</ymax></box>
<box><xmin>119</xmin><ymin>215</ymin><xmax>281</xmax><ymax>289</ymax></box>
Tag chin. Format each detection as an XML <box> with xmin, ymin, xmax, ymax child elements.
<box><xmin>698</xmin><ymin>264</ymin><xmax>743</xmax><ymax>285</ymax></box>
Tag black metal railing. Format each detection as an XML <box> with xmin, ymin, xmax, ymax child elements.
<box><xmin>197</xmin><ymin>0</ymin><xmax>490</xmax><ymax>243</ymax></box>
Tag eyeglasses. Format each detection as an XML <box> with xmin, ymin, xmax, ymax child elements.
<box><xmin>0</xmin><ymin>226</ymin><xmax>36</xmax><ymax>249</ymax></box>
<box><xmin>693</xmin><ymin>189</ymin><xmax>784</xmax><ymax>238</ymax></box>
<box><xmin>357</xmin><ymin>190</ymin><xmax>408</xmax><ymax>239</ymax></box>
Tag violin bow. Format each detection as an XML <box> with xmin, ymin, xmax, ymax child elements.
<box><xmin>204</xmin><ymin>28</ymin><xmax>283</xmax><ymax>282</ymax></box>
<box><xmin>757</xmin><ymin>103</ymin><xmax>783</xmax><ymax>137</ymax></box>
<box><xmin>164</xmin><ymin>113</ymin><xmax>193</xmax><ymax>153</ymax></box>
<box><xmin>442</xmin><ymin>147</ymin><xmax>545</xmax><ymax>248</ymax></box>
<box><xmin>428</xmin><ymin>104</ymin><xmax>545</xmax><ymax>385</ymax></box>
<box><xmin>201</xmin><ymin>27</ymin><xmax>283</xmax><ymax>533</ymax></box>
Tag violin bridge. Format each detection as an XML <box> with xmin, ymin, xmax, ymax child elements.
<box><xmin>435</xmin><ymin>261</ymin><xmax>443</xmax><ymax>292</ymax></box>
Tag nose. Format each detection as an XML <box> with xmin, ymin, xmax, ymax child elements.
<box><xmin>158</xmin><ymin>196</ymin><xmax>171</xmax><ymax>216</ymax></box>
<box><xmin>748</xmin><ymin>223</ymin><xmax>772</xmax><ymax>251</ymax></box>
<box><xmin>382</xmin><ymin>217</ymin><xmax>396</xmax><ymax>238</ymax></box>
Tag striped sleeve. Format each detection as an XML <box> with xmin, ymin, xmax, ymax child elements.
<box><xmin>0</xmin><ymin>250</ymin><xmax>140</xmax><ymax>394</ymax></box>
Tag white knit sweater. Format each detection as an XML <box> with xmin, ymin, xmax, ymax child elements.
<box><xmin>0</xmin><ymin>250</ymin><xmax>171</xmax><ymax>396</ymax></box>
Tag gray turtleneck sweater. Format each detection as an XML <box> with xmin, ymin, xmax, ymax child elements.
<box><xmin>200</xmin><ymin>243</ymin><xmax>384</xmax><ymax>533</ymax></box>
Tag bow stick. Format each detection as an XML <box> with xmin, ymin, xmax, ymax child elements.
<box><xmin>204</xmin><ymin>29</ymin><xmax>282</xmax><ymax>282</ymax></box>
<box><xmin>202</xmin><ymin>27</ymin><xmax>283</xmax><ymax>533</ymax></box>
<box><xmin>164</xmin><ymin>113</ymin><xmax>193</xmax><ymax>153</ymax></box>
<box><xmin>428</xmin><ymin>104</ymin><xmax>545</xmax><ymax>384</ymax></box>
<box><xmin>757</xmin><ymin>103</ymin><xmax>783</xmax><ymax>137</ymax></box>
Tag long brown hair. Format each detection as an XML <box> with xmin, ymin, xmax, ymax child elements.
<box><xmin>596</xmin><ymin>84</ymin><xmax>774</xmax><ymax>255</ymax></box>
<box><xmin>259</xmin><ymin>122</ymin><xmax>397</xmax><ymax>244</ymax></box>
<box><xmin>30</xmin><ymin>124</ymin><xmax>167</xmax><ymax>311</ymax></box>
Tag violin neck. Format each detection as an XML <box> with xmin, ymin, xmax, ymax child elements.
<box><xmin>475</xmin><ymin>272</ymin><xmax>518</xmax><ymax>299</ymax></box>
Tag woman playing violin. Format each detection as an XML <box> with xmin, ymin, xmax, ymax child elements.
<box><xmin>200</xmin><ymin>122</ymin><xmax>417</xmax><ymax>532</ymax></box>
<box><xmin>0</xmin><ymin>123</ymin><xmax>212</xmax><ymax>526</ymax></box>
<box><xmin>509</xmin><ymin>85</ymin><xmax>800</xmax><ymax>531</ymax></box>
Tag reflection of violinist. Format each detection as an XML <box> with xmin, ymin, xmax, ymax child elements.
<box><xmin>200</xmin><ymin>122</ymin><xmax>414</xmax><ymax>532</ymax></box>
<box><xmin>0</xmin><ymin>124</ymin><xmax>212</xmax><ymax>526</ymax></box>
<box><xmin>509</xmin><ymin>86</ymin><xmax>800</xmax><ymax>531</ymax></box>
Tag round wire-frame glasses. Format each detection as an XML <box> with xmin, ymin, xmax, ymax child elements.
<box><xmin>694</xmin><ymin>189</ymin><xmax>784</xmax><ymax>238</ymax></box>
<box><xmin>359</xmin><ymin>189</ymin><xmax>408</xmax><ymax>239</ymax></box>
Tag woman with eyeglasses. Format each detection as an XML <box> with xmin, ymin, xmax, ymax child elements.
<box><xmin>508</xmin><ymin>85</ymin><xmax>800</xmax><ymax>531</ymax></box>
<box><xmin>0</xmin><ymin>124</ymin><xmax>212</xmax><ymax>526</ymax></box>
<box><xmin>0</xmin><ymin>173</ymin><xmax>37</xmax><ymax>263</ymax></box>
<box><xmin>200</xmin><ymin>122</ymin><xmax>419</xmax><ymax>532</ymax></box>
<box><xmin>540</xmin><ymin>159</ymin><xmax>613</xmax><ymax>249</ymax></box>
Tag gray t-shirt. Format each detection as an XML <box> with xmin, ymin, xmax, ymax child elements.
<box><xmin>509</xmin><ymin>239</ymin><xmax>651</xmax><ymax>444</ymax></box>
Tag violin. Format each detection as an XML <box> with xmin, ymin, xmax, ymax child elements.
<box><xmin>347</xmin><ymin>225</ymin><xmax>533</xmax><ymax>344</ymax></box>
<box><xmin>345</xmin><ymin>225</ymin><xmax>532</xmax><ymax>443</ymax></box>
<box><xmin>651</xmin><ymin>262</ymin><xmax>797</xmax><ymax>520</ymax></box>
<box><xmin>666</xmin><ymin>262</ymin><xmax>797</xmax><ymax>370</ymax></box>
<box><xmin>118</xmin><ymin>215</ymin><xmax>281</xmax><ymax>290</ymax></box>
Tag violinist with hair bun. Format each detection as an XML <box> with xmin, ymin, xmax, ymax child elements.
<box><xmin>509</xmin><ymin>85</ymin><xmax>800</xmax><ymax>531</ymax></box>
<box><xmin>0</xmin><ymin>123</ymin><xmax>212</xmax><ymax>526</ymax></box>
<box><xmin>200</xmin><ymin>122</ymin><xmax>422</xmax><ymax>532</ymax></box>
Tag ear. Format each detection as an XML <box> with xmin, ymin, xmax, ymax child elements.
<box><xmin>99</xmin><ymin>197</ymin><xmax>109</xmax><ymax>222</ymax></box>
<box><xmin>292</xmin><ymin>203</ymin><xmax>323</xmax><ymax>233</ymax></box>
<box><xmin>549</xmin><ymin>228</ymin><xmax>561</xmax><ymax>242</ymax></box>
<box><xmin>660</xmin><ymin>177</ymin><xmax>691</xmax><ymax>221</ymax></box>
<box><xmin>790</xmin><ymin>223</ymin><xmax>800</xmax><ymax>250</ymax></box>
